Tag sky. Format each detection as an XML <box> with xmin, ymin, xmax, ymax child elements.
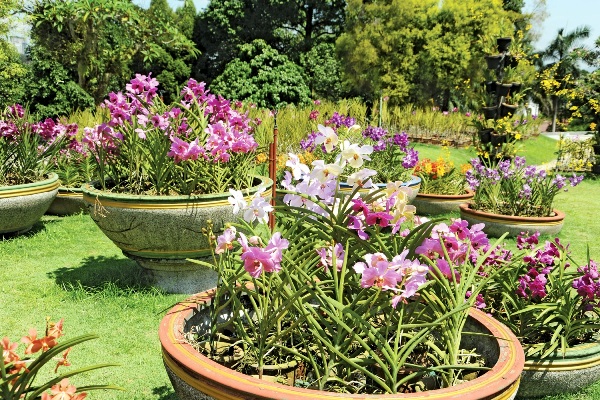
<box><xmin>524</xmin><ymin>0</ymin><xmax>599</xmax><ymax>52</ymax></box>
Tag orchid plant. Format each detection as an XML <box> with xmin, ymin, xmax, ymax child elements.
<box><xmin>83</xmin><ymin>74</ymin><xmax>261</xmax><ymax>195</ymax></box>
<box><xmin>0</xmin><ymin>104</ymin><xmax>69</xmax><ymax>186</ymax></box>
<box><xmin>484</xmin><ymin>232</ymin><xmax>600</xmax><ymax>358</ymax></box>
<box><xmin>298</xmin><ymin>112</ymin><xmax>418</xmax><ymax>185</ymax></box>
<box><xmin>466</xmin><ymin>156</ymin><xmax>584</xmax><ymax>217</ymax></box>
<box><xmin>414</xmin><ymin>156</ymin><xmax>471</xmax><ymax>196</ymax></box>
<box><xmin>1</xmin><ymin>319</ymin><xmax>120</xmax><ymax>399</ymax></box>
<box><xmin>189</xmin><ymin>141</ymin><xmax>516</xmax><ymax>394</ymax></box>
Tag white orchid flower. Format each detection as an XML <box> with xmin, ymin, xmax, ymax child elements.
<box><xmin>243</xmin><ymin>195</ymin><xmax>274</xmax><ymax>224</ymax></box>
<box><xmin>285</xmin><ymin>153</ymin><xmax>310</xmax><ymax>179</ymax></box>
<box><xmin>228</xmin><ymin>189</ymin><xmax>247</xmax><ymax>215</ymax></box>
<box><xmin>347</xmin><ymin>168</ymin><xmax>377</xmax><ymax>189</ymax></box>
<box><xmin>310</xmin><ymin>160</ymin><xmax>343</xmax><ymax>183</ymax></box>
<box><xmin>340</xmin><ymin>140</ymin><xmax>373</xmax><ymax>169</ymax></box>
<box><xmin>314</xmin><ymin>124</ymin><xmax>338</xmax><ymax>153</ymax></box>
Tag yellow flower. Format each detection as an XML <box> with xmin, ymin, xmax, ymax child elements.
<box><xmin>256</xmin><ymin>153</ymin><xmax>268</xmax><ymax>164</ymax></box>
<box><xmin>590</xmin><ymin>122</ymin><xmax>597</xmax><ymax>131</ymax></box>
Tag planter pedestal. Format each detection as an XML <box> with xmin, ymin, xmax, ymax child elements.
<box><xmin>46</xmin><ymin>187</ymin><xmax>87</xmax><ymax>216</ymax></box>
<box><xmin>0</xmin><ymin>174</ymin><xmax>59</xmax><ymax>235</ymax></box>
<box><xmin>517</xmin><ymin>340</ymin><xmax>600</xmax><ymax>398</ymax></box>
<box><xmin>459</xmin><ymin>204</ymin><xmax>565</xmax><ymax>238</ymax></box>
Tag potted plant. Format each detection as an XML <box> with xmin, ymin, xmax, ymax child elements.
<box><xmin>412</xmin><ymin>155</ymin><xmax>474</xmax><ymax>215</ymax></box>
<box><xmin>484</xmin><ymin>232</ymin><xmax>600</xmax><ymax>397</ymax></box>
<box><xmin>160</xmin><ymin>149</ymin><xmax>525</xmax><ymax>398</ymax></box>
<box><xmin>46</xmin><ymin>123</ymin><xmax>97</xmax><ymax>216</ymax></box>
<box><xmin>460</xmin><ymin>156</ymin><xmax>584</xmax><ymax>237</ymax></box>
<box><xmin>1</xmin><ymin>318</ymin><xmax>121</xmax><ymax>399</ymax></box>
<box><xmin>80</xmin><ymin>74</ymin><xmax>270</xmax><ymax>293</ymax></box>
<box><xmin>298</xmin><ymin>115</ymin><xmax>421</xmax><ymax>202</ymax></box>
<box><xmin>0</xmin><ymin>105</ymin><xmax>67</xmax><ymax>235</ymax></box>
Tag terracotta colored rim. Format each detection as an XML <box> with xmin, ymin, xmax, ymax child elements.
<box><xmin>81</xmin><ymin>176</ymin><xmax>272</xmax><ymax>210</ymax></box>
<box><xmin>159</xmin><ymin>289</ymin><xmax>524</xmax><ymax>400</ymax></box>
<box><xmin>524</xmin><ymin>340</ymin><xmax>600</xmax><ymax>372</ymax></box>
<box><xmin>415</xmin><ymin>190</ymin><xmax>474</xmax><ymax>201</ymax></box>
<box><xmin>459</xmin><ymin>204</ymin><xmax>565</xmax><ymax>226</ymax></box>
<box><xmin>0</xmin><ymin>173</ymin><xmax>59</xmax><ymax>198</ymax></box>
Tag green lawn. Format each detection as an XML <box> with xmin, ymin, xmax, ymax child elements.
<box><xmin>1</xmin><ymin>140</ymin><xmax>599</xmax><ymax>399</ymax></box>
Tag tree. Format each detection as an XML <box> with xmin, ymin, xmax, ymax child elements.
<box><xmin>537</xmin><ymin>26</ymin><xmax>591</xmax><ymax>132</ymax></box>
<box><xmin>0</xmin><ymin>0</ymin><xmax>28</xmax><ymax>108</ymax></box>
<box><xmin>210</xmin><ymin>39</ymin><xmax>311</xmax><ymax>109</ymax></box>
<box><xmin>300</xmin><ymin>42</ymin><xmax>344</xmax><ymax>100</ymax></box>
<box><xmin>175</xmin><ymin>0</ymin><xmax>197</xmax><ymax>40</ymax></box>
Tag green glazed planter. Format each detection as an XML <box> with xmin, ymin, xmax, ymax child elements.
<box><xmin>412</xmin><ymin>190</ymin><xmax>474</xmax><ymax>216</ymax></box>
<box><xmin>0</xmin><ymin>173</ymin><xmax>59</xmax><ymax>235</ymax></box>
<box><xmin>517</xmin><ymin>340</ymin><xmax>600</xmax><ymax>398</ymax></box>
<box><xmin>46</xmin><ymin>187</ymin><xmax>87</xmax><ymax>216</ymax></box>
<box><xmin>459</xmin><ymin>204</ymin><xmax>565</xmax><ymax>238</ymax></box>
<box><xmin>82</xmin><ymin>176</ymin><xmax>272</xmax><ymax>293</ymax></box>
<box><xmin>160</xmin><ymin>289</ymin><xmax>525</xmax><ymax>400</ymax></box>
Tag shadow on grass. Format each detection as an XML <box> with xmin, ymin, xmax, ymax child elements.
<box><xmin>47</xmin><ymin>255</ymin><xmax>160</xmax><ymax>296</ymax></box>
<box><xmin>0</xmin><ymin>217</ymin><xmax>59</xmax><ymax>241</ymax></box>
<box><xmin>152</xmin><ymin>385</ymin><xmax>179</xmax><ymax>400</ymax></box>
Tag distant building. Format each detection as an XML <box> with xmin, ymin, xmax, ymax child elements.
<box><xmin>7</xmin><ymin>32</ymin><xmax>28</xmax><ymax>55</ymax></box>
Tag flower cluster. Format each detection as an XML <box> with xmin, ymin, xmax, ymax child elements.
<box><xmin>414</xmin><ymin>157</ymin><xmax>471</xmax><ymax>195</ymax></box>
<box><xmin>299</xmin><ymin>111</ymin><xmax>418</xmax><ymax>184</ymax></box>
<box><xmin>572</xmin><ymin>260</ymin><xmax>600</xmax><ymax>310</ymax></box>
<box><xmin>83</xmin><ymin>74</ymin><xmax>260</xmax><ymax>195</ymax></box>
<box><xmin>467</xmin><ymin>156</ymin><xmax>583</xmax><ymax>217</ymax></box>
<box><xmin>516</xmin><ymin>239</ymin><xmax>563</xmax><ymax>300</ymax></box>
<box><xmin>1</xmin><ymin>319</ymin><xmax>114</xmax><ymax>400</ymax></box>
<box><xmin>0</xmin><ymin>105</ymin><xmax>73</xmax><ymax>185</ymax></box>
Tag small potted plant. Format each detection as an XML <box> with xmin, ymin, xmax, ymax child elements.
<box><xmin>460</xmin><ymin>156</ymin><xmax>584</xmax><ymax>237</ymax></box>
<box><xmin>160</xmin><ymin>148</ymin><xmax>525</xmax><ymax>399</ymax></box>
<box><xmin>1</xmin><ymin>318</ymin><xmax>120</xmax><ymax>399</ymax></box>
<box><xmin>484</xmin><ymin>232</ymin><xmax>600</xmax><ymax>397</ymax></box>
<box><xmin>0</xmin><ymin>105</ymin><xmax>69</xmax><ymax>235</ymax></box>
<box><xmin>81</xmin><ymin>74</ymin><xmax>270</xmax><ymax>293</ymax></box>
<box><xmin>412</xmin><ymin>154</ymin><xmax>474</xmax><ymax>215</ymax></box>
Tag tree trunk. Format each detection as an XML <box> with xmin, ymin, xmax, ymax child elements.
<box><xmin>551</xmin><ymin>95</ymin><xmax>558</xmax><ymax>133</ymax></box>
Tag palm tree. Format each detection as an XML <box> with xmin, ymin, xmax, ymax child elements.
<box><xmin>537</xmin><ymin>26</ymin><xmax>591</xmax><ymax>132</ymax></box>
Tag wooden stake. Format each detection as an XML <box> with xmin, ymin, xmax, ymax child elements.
<box><xmin>268</xmin><ymin>112</ymin><xmax>278</xmax><ymax>232</ymax></box>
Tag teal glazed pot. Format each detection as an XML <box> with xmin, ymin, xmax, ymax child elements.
<box><xmin>82</xmin><ymin>176</ymin><xmax>272</xmax><ymax>293</ymax></box>
<box><xmin>46</xmin><ymin>187</ymin><xmax>87</xmax><ymax>216</ymax></box>
<box><xmin>0</xmin><ymin>173</ymin><xmax>59</xmax><ymax>235</ymax></box>
<box><xmin>517</xmin><ymin>340</ymin><xmax>600</xmax><ymax>398</ymax></box>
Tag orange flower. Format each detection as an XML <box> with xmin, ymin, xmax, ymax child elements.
<box><xmin>2</xmin><ymin>336</ymin><xmax>20</xmax><ymax>363</ymax></box>
<box><xmin>22</xmin><ymin>329</ymin><xmax>57</xmax><ymax>354</ymax></box>
<box><xmin>47</xmin><ymin>318</ymin><xmax>64</xmax><ymax>339</ymax></box>
<box><xmin>55</xmin><ymin>347</ymin><xmax>72</xmax><ymax>373</ymax></box>
<box><xmin>42</xmin><ymin>378</ymin><xmax>81</xmax><ymax>400</ymax></box>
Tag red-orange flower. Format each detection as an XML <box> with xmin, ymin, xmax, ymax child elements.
<box><xmin>41</xmin><ymin>378</ymin><xmax>80</xmax><ymax>400</ymax></box>
<box><xmin>47</xmin><ymin>319</ymin><xmax>64</xmax><ymax>339</ymax></box>
<box><xmin>22</xmin><ymin>329</ymin><xmax>57</xmax><ymax>354</ymax></box>
<box><xmin>2</xmin><ymin>336</ymin><xmax>20</xmax><ymax>363</ymax></box>
<box><xmin>54</xmin><ymin>347</ymin><xmax>72</xmax><ymax>373</ymax></box>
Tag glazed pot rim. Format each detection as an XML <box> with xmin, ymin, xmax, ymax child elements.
<box><xmin>416</xmin><ymin>190</ymin><xmax>474</xmax><ymax>200</ymax></box>
<box><xmin>159</xmin><ymin>289</ymin><xmax>525</xmax><ymax>399</ymax></box>
<box><xmin>81</xmin><ymin>175</ymin><xmax>273</xmax><ymax>203</ymax></box>
<box><xmin>525</xmin><ymin>339</ymin><xmax>600</xmax><ymax>368</ymax></box>
<box><xmin>459</xmin><ymin>203</ymin><xmax>565</xmax><ymax>223</ymax></box>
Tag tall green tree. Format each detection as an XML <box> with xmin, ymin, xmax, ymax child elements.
<box><xmin>211</xmin><ymin>39</ymin><xmax>311</xmax><ymax>109</ymax></box>
<box><xmin>175</xmin><ymin>0</ymin><xmax>197</xmax><ymax>40</ymax></box>
<box><xmin>538</xmin><ymin>26</ymin><xmax>591</xmax><ymax>132</ymax></box>
<box><xmin>0</xmin><ymin>0</ymin><xmax>28</xmax><ymax>108</ymax></box>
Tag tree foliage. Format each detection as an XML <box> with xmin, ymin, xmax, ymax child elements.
<box><xmin>211</xmin><ymin>39</ymin><xmax>311</xmax><ymax>109</ymax></box>
<box><xmin>336</xmin><ymin>0</ymin><xmax>520</xmax><ymax>107</ymax></box>
<box><xmin>175</xmin><ymin>0</ymin><xmax>197</xmax><ymax>40</ymax></box>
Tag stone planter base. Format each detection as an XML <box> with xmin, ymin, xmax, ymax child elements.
<box><xmin>412</xmin><ymin>191</ymin><xmax>474</xmax><ymax>215</ymax></box>
<box><xmin>459</xmin><ymin>204</ymin><xmax>565</xmax><ymax>238</ymax></box>
<box><xmin>517</xmin><ymin>340</ymin><xmax>600</xmax><ymax>398</ymax></box>
<box><xmin>0</xmin><ymin>174</ymin><xmax>59</xmax><ymax>235</ymax></box>
<box><xmin>46</xmin><ymin>187</ymin><xmax>87</xmax><ymax>216</ymax></box>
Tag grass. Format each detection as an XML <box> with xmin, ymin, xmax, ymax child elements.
<box><xmin>1</xmin><ymin>137</ymin><xmax>599</xmax><ymax>400</ymax></box>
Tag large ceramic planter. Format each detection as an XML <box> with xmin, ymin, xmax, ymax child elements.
<box><xmin>159</xmin><ymin>289</ymin><xmax>524</xmax><ymax>400</ymax></box>
<box><xmin>459</xmin><ymin>204</ymin><xmax>565</xmax><ymax>238</ymax></box>
<box><xmin>0</xmin><ymin>173</ymin><xmax>59</xmax><ymax>235</ymax></box>
<box><xmin>46</xmin><ymin>187</ymin><xmax>87</xmax><ymax>216</ymax></box>
<box><xmin>412</xmin><ymin>190</ymin><xmax>474</xmax><ymax>215</ymax></box>
<box><xmin>517</xmin><ymin>340</ymin><xmax>600</xmax><ymax>398</ymax></box>
<box><xmin>339</xmin><ymin>176</ymin><xmax>421</xmax><ymax>204</ymax></box>
<box><xmin>81</xmin><ymin>176</ymin><xmax>272</xmax><ymax>293</ymax></box>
